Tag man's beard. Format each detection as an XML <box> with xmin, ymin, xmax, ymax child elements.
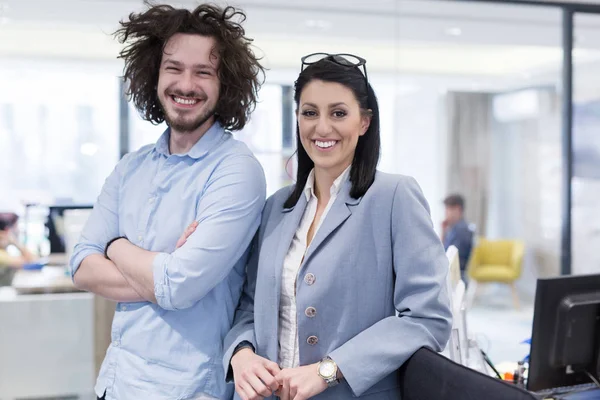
<box><xmin>160</xmin><ymin>93</ymin><xmax>216</xmax><ymax>133</ymax></box>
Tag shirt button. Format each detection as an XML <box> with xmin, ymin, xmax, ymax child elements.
<box><xmin>113</xmin><ymin>340</ymin><xmax>121</xmax><ymax>347</ymax></box>
<box><xmin>304</xmin><ymin>273</ymin><xmax>316</xmax><ymax>285</ymax></box>
<box><xmin>121</xmin><ymin>305</ymin><xmax>127</xmax><ymax>311</ymax></box>
<box><xmin>305</xmin><ymin>307</ymin><xmax>317</xmax><ymax>318</ymax></box>
<box><xmin>148</xmin><ymin>197</ymin><xmax>154</xmax><ymax>204</ymax></box>
<box><xmin>307</xmin><ymin>335</ymin><xmax>319</xmax><ymax>346</ymax></box>
<box><xmin>137</xmin><ymin>235</ymin><xmax>143</xmax><ymax>242</ymax></box>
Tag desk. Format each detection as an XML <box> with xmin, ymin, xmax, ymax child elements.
<box><xmin>0</xmin><ymin>289</ymin><xmax>95</xmax><ymax>399</ymax></box>
<box><xmin>9</xmin><ymin>254</ymin><xmax>116</xmax><ymax>381</ymax></box>
<box><xmin>11</xmin><ymin>266</ymin><xmax>79</xmax><ymax>294</ymax></box>
<box><xmin>0</xmin><ymin>255</ymin><xmax>95</xmax><ymax>399</ymax></box>
<box><xmin>11</xmin><ymin>253</ymin><xmax>80</xmax><ymax>295</ymax></box>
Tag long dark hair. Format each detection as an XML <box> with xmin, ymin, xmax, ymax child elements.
<box><xmin>114</xmin><ymin>2</ymin><xmax>265</xmax><ymax>131</ymax></box>
<box><xmin>284</xmin><ymin>58</ymin><xmax>381</xmax><ymax>209</ymax></box>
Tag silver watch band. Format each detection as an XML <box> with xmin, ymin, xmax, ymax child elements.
<box><xmin>325</xmin><ymin>376</ymin><xmax>340</xmax><ymax>387</ymax></box>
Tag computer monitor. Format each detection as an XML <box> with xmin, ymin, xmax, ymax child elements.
<box><xmin>46</xmin><ymin>205</ymin><xmax>93</xmax><ymax>253</ymax></box>
<box><xmin>527</xmin><ymin>273</ymin><xmax>600</xmax><ymax>392</ymax></box>
<box><xmin>23</xmin><ymin>204</ymin><xmax>93</xmax><ymax>254</ymax></box>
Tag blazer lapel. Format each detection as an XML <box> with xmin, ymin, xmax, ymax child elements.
<box><xmin>263</xmin><ymin>195</ymin><xmax>307</xmax><ymax>361</ymax></box>
<box><xmin>272</xmin><ymin>195</ymin><xmax>308</xmax><ymax>310</ymax></box>
<box><xmin>302</xmin><ymin>179</ymin><xmax>361</xmax><ymax>265</ymax></box>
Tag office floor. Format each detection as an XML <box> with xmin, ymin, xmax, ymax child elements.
<box><xmin>467</xmin><ymin>283</ymin><xmax>534</xmax><ymax>367</ymax></box>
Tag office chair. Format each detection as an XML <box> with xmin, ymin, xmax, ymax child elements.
<box><xmin>467</xmin><ymin>238</ymin><xmax>525</xmax><ymax>309</ymax></box>
<box><xmin>399</xmin><ymin>347</ymin><xmax>537</xmax><ymax>400</ymax></box>
<box><xmin>445</xmin><ymin>246</ymin><xmax>468</xmax><ymax>365</ymax></box>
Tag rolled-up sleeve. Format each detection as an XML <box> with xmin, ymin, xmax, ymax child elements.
<box><xmin>69</xmin><ymin>154</ymin><xmax>131</xmax><ymax>278</ymax></box>
<box><xmin>152</xmin><ymin>155</ymin><xmax>266</xmax><ymax>311</ymax></box>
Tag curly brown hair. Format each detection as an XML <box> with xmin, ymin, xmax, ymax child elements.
<box><xmin>114</xmin><ymin>2</ymin><xmax>265</xmax><ymax>131</ymax></box>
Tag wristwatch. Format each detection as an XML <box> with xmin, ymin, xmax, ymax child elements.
<box><xmin>317</xmin><ymin>356</ymin><xmax>339</xmax><ymax>387</ymax></box>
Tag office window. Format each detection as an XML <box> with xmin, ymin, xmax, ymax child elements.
<box><xmin>128</xmin><ymin>83</ymin><xmax>288</xmax><ymax>195</ymax></box>
<box><xmin>128</xmin><ymin>103</ymin><xmax>167</xmax><ymax>153</ymax></box>
<box><xmin>0</xmin><ymin>60</ymin><xmax>120</xmax><ymax>205</ymax></box>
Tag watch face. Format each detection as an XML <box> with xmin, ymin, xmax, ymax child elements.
<box><xmin>319</xmin><ymin>360</ymin><xmax>336</xmax><ymax>378</ymax></box>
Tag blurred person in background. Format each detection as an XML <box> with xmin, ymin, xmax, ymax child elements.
<box><xmin>441</xmin><ymin>194</ymin><xmax>473</xmax><ymax>283</ymax></box>
<box><xmin>69</xmin><ymin>3</ymin><xmax>266</xmax><ymax>400</ymax></box>
<box><xmin>0</xmin><ymin>212</ymin><xmax>37</xmax><ymax>286</ymax></box>
<box><xmin>223</xmin><ymin>53</ymin><xmax>452</xmax><ymax>400</ymax></box>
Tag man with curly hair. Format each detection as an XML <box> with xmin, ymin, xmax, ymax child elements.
<box><xmin>69</xmin><ymin>3</ymin><xmax>267</xmax><ymax>399</ymax></box>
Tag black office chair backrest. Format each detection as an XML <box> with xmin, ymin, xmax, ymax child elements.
<box><xmin>399</xmin><ymin>347</ymin><xmax>537</xmax><ymax>400</ymax></box>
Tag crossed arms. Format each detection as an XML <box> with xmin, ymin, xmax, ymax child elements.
<box><xmin>70</xmin><ymin>154</ymin><xmax>266</xmax><ymax>309</ymax></box>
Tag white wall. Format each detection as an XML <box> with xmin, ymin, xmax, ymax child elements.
<box><xmin>386</xmin><ymin>88</ymin><xmax>447</xmax><ymax>229</ymax></box>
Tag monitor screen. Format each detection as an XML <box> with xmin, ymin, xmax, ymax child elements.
<box><xmin>528</xmin><ymin>273</ymin><xmax>600</xmax><ymax>392</ymax></box>
<box><xmin>46</xmin><ymin>205</ymin><xmax>93</xmax><ymax>254</ymax></box>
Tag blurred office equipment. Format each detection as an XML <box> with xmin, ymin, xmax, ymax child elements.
<box><xmin>444</xmin><ymin>245</ymin><xmax>490</xmax><ymax>376</ymax></box>
<box><xmin>528</xmin><ymin>274</ymin><xmax>600</xmax><ymax>395</ymax></box>
<box><xmin>23</xmin><ymin>203</ymin><xmax>92</xmax><ymax>258</ymax></box>
<box><xmin>467</xmin><ymin>238</ymin><xmax>525</xmax><ymax>309</ymax></box>
<box><xmin>445</xmin><ymin>245</ymin><xmax>468</xmax><ymax>365</ymax></box>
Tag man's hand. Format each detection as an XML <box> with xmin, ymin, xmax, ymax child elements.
<box><xmin>441</xmin><ymin>219</ymin><xmax>450</xmax><ymax>242</ymax></box>
<box><xmin>105</xmin><ymin>220</ymin><xmax>197</xmax><ymax>260</ymax></box>
<box><xmin>231</xmin><ymin>348</ymin><xmax>281</xmax><ymax>400</ymax></box>
<box><xmin>102</xmin><ymin>220</ymin><xmax>198</xmax><ymax>305</ymax></box>
<box><xmin>275</xmin><ymin>363</ymin><xmax>328</xmax><ymax>400</ymax></box>
<box><xmin>441</xmin><ymin>219</ymin><xmax>450</xmax><ymax>232</ymax></box>
<box><xmin>176</xmin><ymin>221</ymin><xmax>198</xmax><ymax>249</ymax></box>
<box><xmin>0</xmin><ymin>230</ymin><xmax>17</xmax><ymax>245</ymax></box>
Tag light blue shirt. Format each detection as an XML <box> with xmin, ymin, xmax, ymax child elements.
<box><xmin>70</xmin><ymin>122</ymin><xmax>266</xmax><ymax>400</ymax></box>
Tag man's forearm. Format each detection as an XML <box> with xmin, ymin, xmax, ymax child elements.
<box><xmin>108</xmin><ymin>239</ymin><xmax>158</xmax><ymax>303</ymax></box>
<box><xmin>13</xmin><ymin>242</ymin><xmax>37</xmax><ymax>263</ymax></box>
<box><xmin>74</xmin><ymin>254</ymin><xmax>145</xmax><ymax>302</ymax></box>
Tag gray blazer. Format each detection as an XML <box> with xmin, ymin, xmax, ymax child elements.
<box><xmin>224</xmin><ymin>172</ymin><xmax>452</xmax><ymax>399</ymax></box>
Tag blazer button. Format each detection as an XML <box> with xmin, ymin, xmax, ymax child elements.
<box><xmin>307</xmin><ymin>335</ymin><xmax>319</xmax><ymax>346</ymax></box>
<box><xmin>305</xmin><ymin>307</ymin><xmax>317</xmax><ymax>318</ymax></box>
<box><xmin>304</xmin><ymin>273</ymin><xmax>316</xmax><ymax>285</ymax></box>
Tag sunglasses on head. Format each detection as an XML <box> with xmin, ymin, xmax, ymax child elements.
<box><xmin>300</xmin><ymin>52</ymin><xmax>369</xmax><ymax>83</ymax></box>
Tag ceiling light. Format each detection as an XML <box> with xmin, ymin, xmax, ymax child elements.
<box><xmin>305</xmin><ymin>19</ymin><xmax>332</xmax><ymax>30</ymax></box>
<box><xmin>0</xmin><ymin>2</ymin><xmax>9</xmax><ymax>24</ymax></box>
<box><xmin>80</xmin><ymin>143</ymin><xmax>99</xmax><ymax>156</ymax></box>
<box><xmin>445</xmin><ymin>27</ymin><xmax>462</xmax><ymax>37</ymax></box>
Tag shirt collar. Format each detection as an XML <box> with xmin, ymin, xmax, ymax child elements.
<box><xmin>154</xmin><ymin>122</ymin><xmax>225</xmax><ymax>159</ymax></box>
<box><xmin>303</xmin><ymin>165</ymin><xmax>351</xmax><ymax>201</ymax></box>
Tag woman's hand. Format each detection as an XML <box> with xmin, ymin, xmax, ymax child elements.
<box><xmin>275</xmin><ymin>363</ymin><xmax>328</xmax><ymax>400</ymax></box>
<box><xmin>0</xmin><ymin>230</ymin><xmax>17</xmax><ymax>246</ymax></box>
<box><xmin>231</xmin><ymin>348</ymin><xmax>281</xmax><ymax>400</ymax></box>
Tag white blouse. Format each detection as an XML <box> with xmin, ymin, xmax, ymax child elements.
<box><xmin>277</xmin><ymin>166</ymin><xmax>351</xmax><ymax>368</ymax></box>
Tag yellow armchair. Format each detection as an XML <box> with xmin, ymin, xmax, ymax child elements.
<box><xmin>467</xmin><ymin>238</ymin><xmax>525</xmax><ymax>309</ymax></box>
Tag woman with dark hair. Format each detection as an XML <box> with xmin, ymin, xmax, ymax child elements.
<box><xmin>223</xmin><ymin>54</ymin><xmax>452</xmax><ymax>400</ymax></box>
<box><xmin>0</xmin><ymin>213</ymin><xmax>36</xmax><ymax>286</ymax></box>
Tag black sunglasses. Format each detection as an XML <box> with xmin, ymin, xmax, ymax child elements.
<box><xmin>300</xmin><ymin>52</ymin><xmax>369</xmax><ymax>82</ymax></box>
